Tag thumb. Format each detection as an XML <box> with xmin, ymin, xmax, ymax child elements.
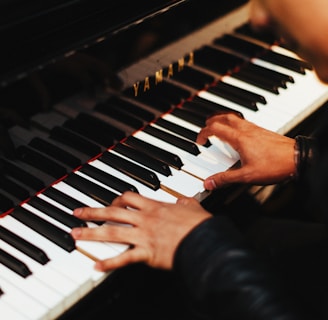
<box><xmin>204</xmin><ymin>168</ymin><xmax>246</xmax><ymax>190</ymax></box>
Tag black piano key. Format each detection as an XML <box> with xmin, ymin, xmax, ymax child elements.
<box><xmin>194</xmin><ymin>45</ymin><xmax>244</xmax><ymax>74</ymax></box>
<box><xmin>171</xmin><ymin>107</ymin><xmax>206</xmax><ymax>128</ymax></box>
<box><xmin>232</xmin><ymin>68</ymin><xmax>280</xmax><ymax>94</ymax></box>
<box><xmin>166</xmin><ymin>64</ymin><xmax>215</xmax><ymax>90</ymax></box>
<box><xmin>0</xmin><ymin>225</ymin><xmax>49</xmax><ymax>265</ymax></box>
<box><xmin>143</xmin><ymin>125</ymin><xmax>200</xmax><ymax>156</ymax></box>
<box><xmin>28</xmin><ymin>196</ymin><xmax>88</xmax><ymax>229</ymax></box>
<box><xmin>155</xmin><ymin>117</ymin><xmax>211</xmax><ymax>148</ymax></box>
<box><xmin>114</xmin><ymin>143</ymin><xmax>172</xmax><ymax>177</ymax></box>
<box><xmin>263</xmin><ymin>50</ymin><xmax>311</xmax><ymax>73</ymax></box>
<box><xmin>0</xmin><ymin>175</ymin><xmax>30</xmax><ymax>201</ymax></box>
<box><xmin>215</xmin><ymin>34</ymin><xmax>299</xmax><ymax>79</ymax></box>
<box><xmin>0</xmin><ymin>158</ymin><xmax>45</xmax><ymax>191</ymax></box>
<box><xmin>42</xmin><ymin>187</ymin><xmax>88</xmax><ymax>210</ymax></box>
<box><xmin>214</xmin><ymin>33</ymin><xmax>269</xmax><ymax>57</ymax></box>
<box><xmin>50</xmin><ymin>126</ymin><xmax>102</xmax><ymax>157</ymax></box>
<box><xmin>28</xmin><ymin>137</ymin><xmax>81</xmax><ymax>169</ymax></box>
<box><xmin>0</xmin><ymin>192</ymin><xmax>14</xmax><ymax>214</ymax></box>
<box><xmin>63</xmin><ymin>118</ymin><xmax>115</xmax><ymax>147</ymax></box>
<box><xmin>207</xmin><ymin>82</ymin><xmax>259</xmax><ymax>111</ymax></box>
<box><xmin>11</xmin><ymin>206</ymin><xmax>76</xmax><ymax>252</ymax></box>
<box><xmin>96</xmin><ymin>96</ymin><xmax>155</xmax><ymax>122</ymax></box>
<box><xmin>100</xmin><ymin>151</ymin><xmax>161</xmax><ymax>190</ymax></box>
<box><xmin>79</xmin><ymin>163</ymin><xmax>139</xmax><ymax>194</ymax></box>
<box><xmin>234</xmin><ymin>22</ymin><xmax>278</xmax><ymax>46</ymax></box>
<box><xmin>0</xmin><ymin>287</ymin><xmax>3</xmax><ymax>296</ymax></box>
<box><xmin>245</xmin><ymin>63</ymin><xmax>293</xmax><ymax>85</ymax></box>
<box><xmin>16</xmin><ymin>145</ymin><xmax>67</xmax><ymax>179</ymax></box>
<box><xmin>74</xmin><ymin>112</ymin><xmax>126</xmax><ymax>141</ymax></box>
<box><xmin>94</xmin><ymin>102</ymin><xmax>144</xmax><ymax>130</ymax></box>
<box><xmin>124</xmin><ymin>136</ymin><xmax>183</xmax><ymax>170</ymax></box>
<box><xmin>0</xmin><ymin>248</ymin><xmax>32</xmax><ymax>278</ymax></box>
<box><xmin>64</xmin><ymin>173</ymin><xmax>118</xmax><ymax>206</ymax></box>
<box><xmin>189</xmin><ymin>96</ymin><xmax>244</xmax><ymax>118</ymax></box>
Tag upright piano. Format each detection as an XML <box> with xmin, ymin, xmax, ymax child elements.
<box><xmin>1</xmin><ymin>0</ymin><xmax>328</xmax><ymax>319</ymax></box>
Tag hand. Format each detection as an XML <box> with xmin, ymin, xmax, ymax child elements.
<box><xmin>197</xmin><ymin>113</ymin><xmax>296</xmax><ymax>190</ymax></box>
<box><xmin>71</xmin><ymin>192</ymin><xmax>212</xmax><ymax>272</ymax></box>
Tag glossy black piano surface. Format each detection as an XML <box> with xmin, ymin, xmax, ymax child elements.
<box><xmin>1</xmin><ymin>0</ymin><xmax>328</xmax><ymax>318</ymax></box>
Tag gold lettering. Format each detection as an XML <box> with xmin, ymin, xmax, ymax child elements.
<box><xmin>144</xmin><ymin>77</ymin><xmax>150</xmax><ymax>92</ymax></box>
<box><xmin>133</xmin><ymin>82</ymin><xmax>140</xmax><ymax>96</ymax></box>
<box><xmin>187</xmin><ymin>52</ymin><xmax>194</xmax><ymax>66</ymax></box>
<box><xmin>155</xmin><ymin>69</ymin><xmax>163</xmax><ymax>84</ymax></box>
<box><xmin>178</xmin><ymin>58</ymin><xmax>184</xmax><ymax>72</ymax></box>
<box><xmin>167</xmin><ymin>64</ymin><xmax>174</xmax><ymax>78</ymax></box>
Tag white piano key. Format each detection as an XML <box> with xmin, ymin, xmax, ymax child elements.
<box><xmin>160</xmin><ymin>113</ymin><xmax>240</xmax><ymax>164</ymax></box>
<box><xmin>90</xmin><ymin>159</ymin><xmax>178</xmax><ymax>203</ymax></box>
<box><xmin>0</xmin><ymin>299</ymin><xmax>29</xmax><ymax>320</ymax></box>
<box><xmin>0</xmin><ymin>239</ymin><xmax>80</xmax><ymax>309</ymax></box>
<box><xmin>0</xmin><ymin>274</ymin><xmax>48</xmax><ymax>320</ymax></box>
<box><xmin>1</xmin><ymin>215</ymin><xmax>105</xmax><ymax>287</ymax></box>
<box><xmin>0</xmin><ymin>262</ymin><xmax>64</xmax><ymax>319</ymax></box>
<box><xmin>133</xmin><ymin>130</ymin><xmax>229</xmax><ymax>179</ymax></box>
<box><xmin>21</xmin><ymin>200</ymin><xmax>124</xmax><ymax>262</ymax></box>
<box><xmin>108</xmin><ymin>149</ymin><xmax>204</xmax><ymax>198</ymax></box>
<box><xmin>37</xmin><ymin>191</ymin><xmax>129</xmax><ymax>255</ymax></box>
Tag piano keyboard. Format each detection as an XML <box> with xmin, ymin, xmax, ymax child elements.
<box><xmin>1</xmin><ymin>3</ymin><xmax>328</xmax><ymax>319</ymax></box>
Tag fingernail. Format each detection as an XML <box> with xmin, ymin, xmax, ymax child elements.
<box><xmin>71</xmin><ymin>228</ymin><xmax>81</xmax><ymax>238</ymax></box>
<box><xmin>205</xmin><ymin>179</ymin><xmax>217</xmax><ymax>190</ymax></box>
<box><xmin>74</xmin><ymin>208</ymin><xmax>83</xmax><ymax>216</ymax></box>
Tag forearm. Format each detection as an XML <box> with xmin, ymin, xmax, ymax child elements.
<box><xmin>174</xmin><ymin>215</ymin><xmax>302</xmax><ymax>320</ymax></box>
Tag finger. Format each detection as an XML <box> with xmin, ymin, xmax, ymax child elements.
<box><xmin>71</xmin><ymin>222</ymin><xmax>137</xmax><ymax>243</ymax></box>
<box><xmin>204</xmin><ymin>167</ymin><xmax>248</xmax><ymax>189</ymax></box>
<box><xmin>95</xmin><ymin>248</ymin><xmax>147</xmax><ymax>272</ymax></box>
<box><xmin>112</xmin><ymin>191</ymin><xmax>159</xmax><ymax>210</ymax></box>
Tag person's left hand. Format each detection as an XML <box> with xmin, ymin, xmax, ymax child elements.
<box><xmin>71</xmin><ymin>191</ymin><xmax>212</xmax><ymax>272</ymax></box>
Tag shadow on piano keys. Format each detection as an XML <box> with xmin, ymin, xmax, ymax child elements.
<box><xmin>1</xmin><ymin>3</ymin><xmax>328</xmax><ymax>319</ymax></box>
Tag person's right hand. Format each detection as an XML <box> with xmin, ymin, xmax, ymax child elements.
<box><xmin>196</xmin><ymin>113</ymin><xmax>296</xmax><ymax>190</ymax></box>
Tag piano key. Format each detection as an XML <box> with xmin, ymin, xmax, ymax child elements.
<box><xmin>0</xmin><ymin>224</ymin><xmax>50</xmax><ymax>264</ymax></box>
<box><xmin>1</xmin><ymin>214</ymin><xmax>104</xmax><ymax>286</ymax></box>
<box><xmin>100</xmin><ymin>151</ymin><xmax>161</xmax><ymax>191</ymax></box>
<box><xmin>144</xmin><ymin>124</ymin><xmax>201</xmax><ymax>156</ymax></box>
<box><xmin>124</xmin><ymin>136</ymin><xmax>184</xmax><ymax>170</ymax></box>
<box><xmin>167</xmin><ymin>64</ymin><xmax>215</xmax><ymax>90</ymax></box>
<box><xmin>79</xmin><ymin>163</ymin><xmax>139</xmax><ymax>193</ymax></box>
<box><xmin>113</xmin><ymin>142</ymin><xmax>172</xmax><ymax>177</ymax></box>
<box><xmin>109</xmin><ymin>148</ymin><xmax>205</xmax><ymax>198</ymax></box>
<box><xmin>0</xmin><ymin>298</ymin><xmax>30</xmax><ymax>320</ymax></box>
<box><xmin>0</xmin><ymin>247</ymin><xmax>32</xmax><ymax>278</ymax></box>
<box><xmin>207</xmin><ymin>80</ymin><xmax>262</xmax><ymax>110</ymax></box>
<box><xmin>28</xmin><ymin>196</ymin><xmax>88</xmax><ymax>229</ymax></box>
<box><xmin>133</xmin><ymin>130</ymin><xmax>229</xmax><ymax>180</ymax></box>
<box><xmin>49</xmin><ymin>126</ymin><xmax>102</xmax><ymax>157</ymax></box>
<box><xmin>0</xmin><ymin>157</ymin><xmax>45</xmax><ymax>191</ymax></box>
<box><xmin>96</xmin><ymin>96</ymin><xmax>156</xmax><ymax>122</ymax></box>
<box><xmin>0</xmin><ymin>239</ymin><xmax>81</xmax><ymax>309</ymax></box>
<box><xmin>64</xmin><ymin>173</ymin><xmax>118</xmax><ymax>206</ymax></box>
<box><xmin>0</xmin><ymin>274</ymin><xmax>48</xmax><ymax>320</ymax></box>
<box><xmin>10</xmin><ymin>206</ymin><xmax>76</xmax><ymax>252</ymax></box>
<box><xmin>0</xmin><ymin>175</ymin><xmax>30</xmax><ymax>201</ymax></box>
<box><xmin>0</xmin><ymin>262</ymin><xmax>65</xmax><ymax>318</ymax></box>
<box><xmin>16</xmin><ymin>145</ymin><xmax>67</xmax><ymax>179</ymax></box>
<box><xmin>29</xmin><ymin>136</ymin><xmax>82</xmax><ymax>169</ymax></box>
<box><xmin>89</xmin><ymin>159</ymin><xmax>178</xmax><ymax>203</ymax></box>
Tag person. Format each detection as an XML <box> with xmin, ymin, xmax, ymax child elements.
<box><xmin>71</xmin><ymin>0</ymin><xmax>328</xmax><ymax>319</ymax></box>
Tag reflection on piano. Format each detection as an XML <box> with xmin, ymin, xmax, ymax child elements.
<box><xmin>1</xmin><ymin>0</ymin><xmax>328</xmax><ymax>318</ymax></box>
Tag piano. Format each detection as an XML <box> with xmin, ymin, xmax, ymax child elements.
<box><xmin>1</xmin><ymin>0</ymin><xmax>328</xmax><ymax>318</ymax></box>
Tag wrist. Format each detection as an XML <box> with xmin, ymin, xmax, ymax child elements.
<box><xmin>294</xmin><ymin>135</ymin><xmax>316</xmax><ymax>180</ymax></box>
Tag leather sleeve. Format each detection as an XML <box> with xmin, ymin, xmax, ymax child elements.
<box><xmin>173</xmin><ymin>215</ymin><xmax>303</xmax><ymax>320</ymax></box>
